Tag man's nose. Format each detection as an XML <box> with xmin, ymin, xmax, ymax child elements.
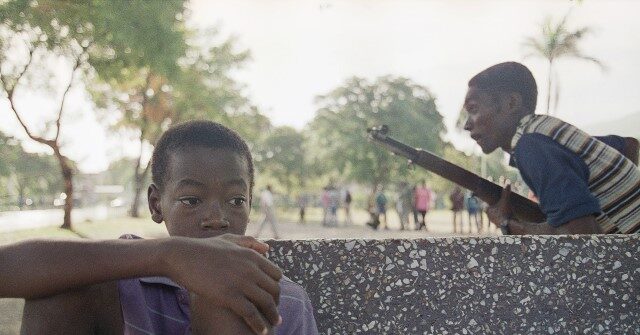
<box><xmin>201</xmin><ymin>201</ymin><xmax>230</xmax><ymax>229</ymax></box>
<box><xmin>463</xmin><ymin>116</ymin><xmax>472</xmax><ymax>131</ymax></box>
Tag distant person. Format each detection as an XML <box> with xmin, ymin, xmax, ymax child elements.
<box><xmin>297</xmin><ymin>193</ymin><xmax>308</xmax><ymax>224</ymax></box>
<box><xmin>396</xmin><ymin>182</ymin><xmax>413</xmax><ymax>230</ymax></box>
<box><xmin>256</xmin><ymin>184</ymin><xmax>280</xmax><ymax>239</ymax></box>
<box><xmin>327</xmin><ymin>186</ymin><xmax>340</xmax><ymax>227</ymax></box>
<box><xmin>321</xmin><ymin>187</ymin><xmax>330</xmax><ymax>226</ymax></box>
<box><xmin>411</xmin><ymin>185</ymin><xmax>420</xmax><ymax>228</ymax></box>
<box><xmin>375</xmin><ymin>185</ymin><xmax>388</xmax><ymax>230</ymax></box>
<box><xmin>414</xmin><ymin>180</ymin><xmax>432</xmax><ymax>230</ymax></box>
<box><xmin>463</xmin><ymin>62</ymin><xmax>640</xmax><ymax>234</ymax></box>
<box><xmin>450</xmin><ymin>186</ymin><xmax>465</xmax><ymax>233</ymax></box>
<box><xmin>465</xmin><ymin>190</ymin><xmax>482</xmax><ymax>234</ymax></box>
<box><xmin>344</xmin><ymin>189</ymin><xmax>353</xmax><ymax>225</ymax></box>
<box><xmin>21</xmin><ymin>121</ymin><xmax>317</xmax><ymax>334</ymax></box>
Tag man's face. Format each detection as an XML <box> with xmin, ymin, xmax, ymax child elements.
<box><xmin>149</xmin><ymin>147</ymin><xmax>251</xmax><ymax>238</ymax></box>
<box><xmin>463</xmin><ymin>86</ymin><xmax>512</xmax><ymax>154</ymax></box>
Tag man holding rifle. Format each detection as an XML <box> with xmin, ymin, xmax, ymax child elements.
<box><xmin>463</xmin><ymin>62</ymin><xmax>640</xmax><ymax>234</ymax></box>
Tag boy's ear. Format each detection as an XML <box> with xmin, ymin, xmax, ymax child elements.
<box><xmin>148</xmin><ymin>184</ymin><xmax>164</xmax><ymax>224</ymax></box>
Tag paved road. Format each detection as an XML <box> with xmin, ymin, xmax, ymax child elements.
<box><xmin>248</xmin><ymin>210</ymin><xmax>500</xmax><ymax>239</ymax></box>
<box><xmin>0</xmin><ymin>206</ymin><xmax>127</xmax><ymax>233</ymax></box>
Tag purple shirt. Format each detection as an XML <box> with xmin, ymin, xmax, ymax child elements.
<box><xmin>117</xmin><ymin>237</ymin><xmax>318</xmax><ymax>335</ymax></box>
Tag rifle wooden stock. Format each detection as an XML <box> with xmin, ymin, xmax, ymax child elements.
<box><xmin>367</xmin><ymin>125</ymin><xmax>546</xmax><ymax>223</ymax></box>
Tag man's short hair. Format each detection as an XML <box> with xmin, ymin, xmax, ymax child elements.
<box><xmin>468</xmin><ymin>62</ymin><xmax>538</xmax><ymax>113</ymax></box>
<box><xmin>151</xmin><ymin>120</ymin><xmax>254</xmax><ymax>192</ymax></box>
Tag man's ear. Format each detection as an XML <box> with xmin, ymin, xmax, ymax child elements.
<box><xmin>506</xmin><ymin>92</ymin><xmax>523</xmax><ymax>115</ymax></box>
<box><xmin>148</xmin><ymin>184</ymin><xmax>164</xmax><ymax>224</ymax></box>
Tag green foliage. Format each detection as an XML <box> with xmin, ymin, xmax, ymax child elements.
<box><xmin>89</xmin><ymin>28</ymin><xmax>252</xmax><ymax>148</ymax></box>
<box><xmin>0</xmin><ymin>131</ymin><xmax>62</xmax><ymax>208</ymax></box>
<box><xmin>308</xmin><ymin>76</ymin><xmax>447</xmax><ymax>187</ymax></box>
<box><xmin>254</xmin><ymin>126</ymin><xmax>308</xmax><ymax>194</ymax></box>
<box><xmin>0</xmin><ymin>0</ymin><xmax>186</xmax><ymax>78</ymax></box>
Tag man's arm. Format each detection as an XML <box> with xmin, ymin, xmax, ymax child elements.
<box><xmin>506</xmin><ymin>215</ymin><xmax>602</xmax><ymax>234</ymax></box>
<box><xmin>1</xmin><ymin>235</ymin><xmax>283</xmax><ymax>334</ymax></box>
<box><xmin>487</xmin><ymin>185</ymin><xmax>603</xmax><ymax>234</ymax></box>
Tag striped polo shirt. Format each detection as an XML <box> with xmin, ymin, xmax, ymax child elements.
<box><xmin>511</xmin><ymin>114</ymin><xmax>640</xmax><ymax>233</ymax></box>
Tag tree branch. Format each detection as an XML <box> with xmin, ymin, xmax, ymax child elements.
<box><xmin>54</xmin><ymin>56</ymin><xmax>82</xmax><ymax>142</ymax></box>
<box><xmin>4</xmin><ymin>44</ymin><xmax>54</xmax><ymax>147</ymax></box>
<box><xmin>7</xmin><ymin>43</ymin><xmax>37</xmax><ymax>99</ymax></box>
<box><xmin>54</xmin><ymin>43</ymin><xmax>92</xmax><ymax>142</ymax></box>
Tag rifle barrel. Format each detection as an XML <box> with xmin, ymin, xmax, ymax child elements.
<box><xmin>367</xmin><ymin>126</ymin><xmax>546</xmax><ymax>223</ymax></box>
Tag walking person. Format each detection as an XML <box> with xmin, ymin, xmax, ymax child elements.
<box><xmin>375</xmin><ymin>185</ymin><xmax>388</xmax><ymax>230</ymax></box>
<box><xmin>255</xmin><ymin>185</ymin><xmax>280</xmax><ymax>239</ymax></box>
<box><xmin>465</xmin><ymin>190</ymin><xmax>482</xmax><ymax>234</ymax></box>
<box><xmin>343</xmin><ymin>189</ymin><xmax>353</xmax><ymax>225</ymax></box>
<box><xmin>321</xmin><ymin>187</ymin><xmax>330</xmax><ymax>226</ymax></box>
<box><xmin>327</xmin><ymin>186</ymin><xmax>340</xmax><ymax>227</ymax></box>
<box><xmin>414</xmin><ymin>180</ymin><xmax>431</xmax><ymax>230</ymax></box>
<box><xmin>450</xmin><ymin>186</ymin><xmax>465</xmax><ymax>234</ymax></box>
<box><xmin>396</xmin><ymin>182</ymin><xmax>413</xmax><ymax>230</ymax></box>
<box><xmin>297</xmin><ymin>193</ymin><xmax>307</xmax><ymax>224</ymax></box>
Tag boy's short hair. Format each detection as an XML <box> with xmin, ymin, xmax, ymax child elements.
<box><xmin>151</xmin><ymin>120</ymin><xmax>254</xmax><ymax>192</ymax></box>
<box><xmin>468</xmin><ymin>61</ymin><xmax>538</xmax><ymax>113</ymax></box>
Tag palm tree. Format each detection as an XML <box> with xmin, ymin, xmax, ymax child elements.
<box><xmin>523</xmin><ymin>13</ymin><xmax>605</xmax><ymax>115</ymax></box>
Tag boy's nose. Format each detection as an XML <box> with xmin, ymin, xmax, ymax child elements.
<box><xmin>200</xmin><ymin>218</ymin><xmax>230</xmax><ymax>230</ymax></box>
<box><xmin>200</xmin><ymin>202</ymin><xmax>230</xmax><ymax>229</ymax></box>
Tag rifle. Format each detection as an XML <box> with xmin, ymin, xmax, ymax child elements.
<box><xmin>367</xmin><ymin>125</ymin><xmax>546</xmax><ymax>223</ymax></box>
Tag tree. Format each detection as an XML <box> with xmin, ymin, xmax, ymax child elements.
<box><xmin>255</xmin><ymin>126</ymin><xmax>308</xmax><ymax>195</ymax></box>
<box><xmin>0</xmin><ymin>0</ymin><xmax>187</xmax><ymax>228</ymax></box>
<box><xmin>0</xmin><ymin>131</ymin><xmax>62</xmax><ymax>210</ymax></box>
<box><xmin>523</xmin><ymin>12</ymin><xmax>604</xmax><ymax>115</ymax></box>
<box><xmin>89</xmin><ymin>29</ymin><xmax>253</xmax><ymax>217</ymax></box>
<box><xmin>308</xmin><ymin>76</ymin><xmax>447</xmax><ymax>190</ymax></box>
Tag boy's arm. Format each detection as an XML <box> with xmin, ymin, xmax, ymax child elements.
<box><xmin>191</xmin><ymin>293</ymin><xmax>276</xmax><ymax>335</ymax></box>
<box><xmin>1</xmin><ymin>235</ymin><xmax>283</xmax><ymax>333</ymax></box>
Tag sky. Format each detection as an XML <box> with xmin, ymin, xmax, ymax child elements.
<box><xmin>2</xmin><ymin>0</ymin><xmax>640</xmax><ymax>173</ymax></box>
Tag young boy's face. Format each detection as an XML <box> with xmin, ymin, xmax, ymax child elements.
<box><xmin>149</xmin><ymin>146</ymin><xmax>251</xmax><ymax>238</ymax></box>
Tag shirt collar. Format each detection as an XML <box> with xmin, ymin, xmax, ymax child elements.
<box><xmin>509</xmin><ymin>114</ymin><xmax>536</xmax><ymax>154</ymax></box>
<box><xmin>138</xmin><ymin>276</ymin><xmax>183</xmax><ymax>289</ymax></box>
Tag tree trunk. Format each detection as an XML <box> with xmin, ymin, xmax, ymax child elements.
<box><xmin>54</xmin><ymin>149</ymin><xmax>74</xmax><ymax>230</ymax></box>
<box><xmin>129</xmin><ymin>159</ymin><xmax>151</xmax><ymax>218</ymax></box>
<box><xmin>546</xmin><ymin>59</ymin><xmax>553</xmax><ymax>115</ymax></box>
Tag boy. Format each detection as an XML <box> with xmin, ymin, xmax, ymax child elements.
<box><xmin>1</xmin><ymin>235</ymin><xmax>282</xmax><ymax>332</ymax></box>
<box><xmin>21</xmin><ymin>121</ymin><xmax>318</xmax><ymax>334</ymax></box>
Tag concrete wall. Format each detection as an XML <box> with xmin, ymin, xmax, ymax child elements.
<box><xmin>267</xmin><ymin>235</ymin><xmax>640</xmax><ymax>334</ymax></box>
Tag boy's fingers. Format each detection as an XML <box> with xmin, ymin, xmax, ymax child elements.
<box><xmin>223</xmin><ymin>235</ymin><xmax>270</xmax><ymax>254</ymax></box>
<box><xmin>247</xmin><ymin>249</ymin><xmax>283</xmax><ymax>281</ymax></box>
<box><xmin>255</xmin><ymin>270</ymin><xmax>281</xmax><ymax>305</ymax></box>
<box><xmin>243</xmin><ymin>284</ymin><xmax>281</xmax><ymax>327</ymax></box>
<box><xmin>232</xmin><ymin>298</ymin><xmax>271</xmax><ymax>335</ymax></box>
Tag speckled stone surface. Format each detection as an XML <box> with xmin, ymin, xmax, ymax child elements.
<box><xmin>266</xmin><ymin>235</ymin><xmax>640</xmax><ymax>334</ymax></box>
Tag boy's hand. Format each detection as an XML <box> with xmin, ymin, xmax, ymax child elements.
<box><xmin>163</xmin><ymin>235</ymin><xmax>282</xmax><ymax>335</ymax></box>
<box><xmin>218</xmin><ymin>234</ymin><xmax>270</xmax><ymax>255</ymax></box>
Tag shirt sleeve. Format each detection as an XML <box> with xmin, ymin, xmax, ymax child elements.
<box><xmin>276</xmin><ymin>279</ymin><xmax>319</xmax><ymax>335</ymax></box>
<box><xmin>513</xmin><ymin>133</ymin><xmax>601</xmax><ymax>227</ymax></box>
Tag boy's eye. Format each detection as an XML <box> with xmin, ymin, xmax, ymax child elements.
<box><xmin>179</xmin><ymin>197</ymin><xmax>201</xmax><ymax>207</ymax></box>
<box><xmin>228</xmin><ymin>197</ymin><xmax>246</xmax><ymax>207</ymax></box>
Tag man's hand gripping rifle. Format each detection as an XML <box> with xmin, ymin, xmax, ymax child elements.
<box><xmin>367</xmin><ymin>125</ymin><xmax>546</xmax><ymax>224</ymax></box>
